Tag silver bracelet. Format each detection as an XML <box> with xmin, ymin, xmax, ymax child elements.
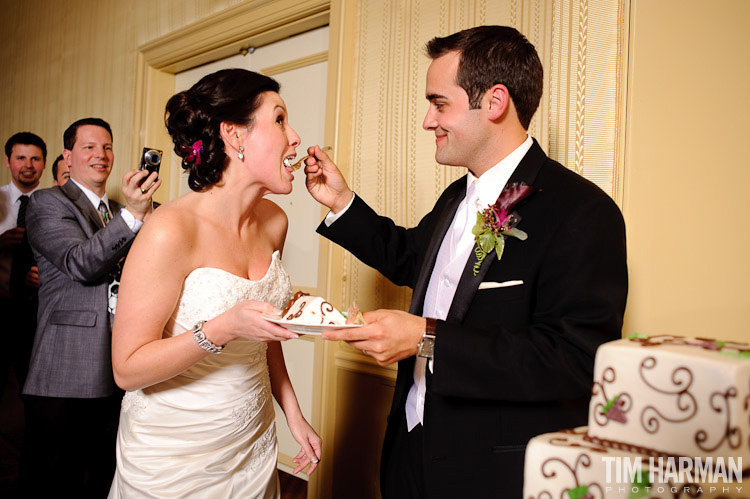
<box><xmin>192</xmin><ymin>321</ymin><xmax>224</xmax><ymax>354</ymax></box>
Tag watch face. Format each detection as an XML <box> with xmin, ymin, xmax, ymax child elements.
<box><xmin>418</xmin><ymin>336</ymin><xmax>435</xmax><ymax>358</ymax></box>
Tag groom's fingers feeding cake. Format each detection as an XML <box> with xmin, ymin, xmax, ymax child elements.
<box><xmin>279</xmin><ymin>291</ymin><xmax>365</xmax><ymax>325</ymax></box>
<box><xmin>523</xmin><ymin>334</ymin><xmax>749</xmax><ymax>498</ymax></box>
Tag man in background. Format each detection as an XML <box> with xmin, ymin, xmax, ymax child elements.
<box><xmin>22</xmin><ymin>118</ymin><xmax>160</xmax><ymax>497</ymax></box>
<box><xmin>51</xmin><ymin>153</ymin><xmax>70</xmax><ymax>185</ymax></box>
<box><xmin>0</xmin><ymin>132</ymin><xmax>45</xmax><ymax>400</ymax></box>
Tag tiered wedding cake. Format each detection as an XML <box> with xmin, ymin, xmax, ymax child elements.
<box><xmin>524</xmin><ymin>335</ymin><xmax>749</xmax><ymax>498</ymax></box>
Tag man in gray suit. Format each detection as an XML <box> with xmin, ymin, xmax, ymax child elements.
<box><xmin>21</xmin><ymin>118</ymin><xmax>160</xmax><ymax>497</ymax></box>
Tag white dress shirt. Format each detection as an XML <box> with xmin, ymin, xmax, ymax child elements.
<box><xmin>0</xmin><ymin>181</ymin><xmax>41</xmax><ymax>298</ymax></box>
<box><xmin>406</xmin><ymin>135</ymin><xmax>533</xmax><ymax>430</ymax></box>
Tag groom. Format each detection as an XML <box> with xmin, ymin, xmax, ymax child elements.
<box><xmin>305</xmin><ymin>26</ymin><xmax>627</xmax><ymax>498</ymax></box>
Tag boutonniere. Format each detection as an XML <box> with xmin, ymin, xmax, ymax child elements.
<box><xmin>470</xmin><ymin>182</ymin><xmax>538</xmax><ymax>276</ymax></box>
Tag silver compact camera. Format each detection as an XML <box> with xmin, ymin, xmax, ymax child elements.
<box><xmin>140</xmin><ymin>147</ymin><xmax>162</xmax><ymax>177</ymax></box>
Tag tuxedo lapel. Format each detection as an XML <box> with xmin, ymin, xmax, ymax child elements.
<box><xmin>408</xmin><ymin>181</ymin><xmax>466</xmax><ymax>315</ymax></box>
<box><xmin>447</xmin><ymin>140</ymin><xmax>547</xmax><ymax>322</ymax></box>
<box><xmin>60</xmin><ymin>181</ymin><xmax>105</xmax><ymax>230</ymax></box>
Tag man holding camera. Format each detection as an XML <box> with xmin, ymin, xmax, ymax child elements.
<box><xmin>21</xmin><ymin>117</ymin><xmax>160</xmax><ymax>497</ymax></box>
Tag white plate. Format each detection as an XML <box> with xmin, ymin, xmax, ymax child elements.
<box><xmin>262</xmin><ymin>315</ymin><xmax>364</xmax><ymax>335</ymax></box>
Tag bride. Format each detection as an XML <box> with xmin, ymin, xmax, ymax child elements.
<box><xmin>109</xmin><ymin>69</ymin><xmax>321</xmax><ymax>498</ymax></box>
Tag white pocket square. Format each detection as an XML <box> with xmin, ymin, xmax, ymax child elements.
<box><xmin>478</xmin><ymin>280</ymin><xmax>523</xmax><ymax>290</ymax></box>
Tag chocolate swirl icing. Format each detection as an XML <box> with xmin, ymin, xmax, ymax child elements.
<box><xmin>639</xmin><ymin>357</ymin><xmax>697</xmax><ymax>433</ymax></box>
<box><xmin>535</xmin><ymin>454</ymin><xmax>602</xmax><ymax>499</ymax></box>
<box><xmin>695</xmin><ymin>387</ymin><xmax>741</xmax><ymax>452</ymax></box>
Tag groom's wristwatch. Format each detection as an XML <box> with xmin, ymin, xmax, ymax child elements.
<box><xmin>417</xmin><ymin>318</ymin><xmax>437</xmax><ymax>359</ymax></box>
<box><xmin>192</xmin><ymin>321</ymin><xmax>224</xmax><ymax>354</ymax></box>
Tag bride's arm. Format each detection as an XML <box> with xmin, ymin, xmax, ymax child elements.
<box><xmin>267</xmin><ymin>342</ymin><xmax>322</xmax><ymax>475</ymax></box>
<box><xmin>263</xmin><ymin>200</ymin><xmax>322</xmax><ymax>474</ymax></box>
<box><xmin>111</xmin><ymin>208</ymin><xmax>296</xmax><ymax>391</ymax></box>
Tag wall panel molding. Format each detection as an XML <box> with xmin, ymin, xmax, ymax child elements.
<box><xmin>549</xmin><ymin>0</ymin><xmax>625</xmax><ymax>202</ymax></box>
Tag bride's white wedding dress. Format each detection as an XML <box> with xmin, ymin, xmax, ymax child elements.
<box><xmin>109</xmin><ymin>251</ymin><xmax>291</xmax><ymax>498</ymax></box>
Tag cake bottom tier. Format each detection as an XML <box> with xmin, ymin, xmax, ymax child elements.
<box><xmin>523</xmin><ymin>427</ymin><xmax>747</xmax><ymax>499</ymax></box>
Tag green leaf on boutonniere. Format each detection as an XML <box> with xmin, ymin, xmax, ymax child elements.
<box><xmin>471</xmin><ymin>212</ymin><xmax>485</xmax><ymax>237</ymax></box>
<box><xmin>469</xmin><ymin>182</ymin><xmax>539</xmax><ymax>276</ymax></box>
<box><xmin>494</xmin><ymin>233</ymin><xmax>505</xmax><ymax>260</ymax></box>
<box><xmin>504</xmin><ymin>227</ymin><xmax>528</xmax><ymax>240</ymax></box>
<box><xmin>477</xmin><ymin>232</ymin><xmax>495</xmax><ymax>253</ymax></box>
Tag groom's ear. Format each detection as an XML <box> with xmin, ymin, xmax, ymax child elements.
<box><xmin>485</xmin><ymin>84</ymin><xmax>510</xmax><ymax>121</ymax></box>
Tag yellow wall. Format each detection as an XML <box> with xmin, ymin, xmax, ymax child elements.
<box><xmin>622</xmin><ymin>0</ymin><xmax>750</xmax><ymax>342</ymax></box>
<box><xmin>0</xmin><ymin>0</ymin><xmax>246</xmax><ymax>198</ymax></box>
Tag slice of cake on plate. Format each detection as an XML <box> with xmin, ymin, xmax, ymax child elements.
<box><xmin>281</xmin><ymin>291</ymin><xmax>347</xmax><ymax>325</ymax></box>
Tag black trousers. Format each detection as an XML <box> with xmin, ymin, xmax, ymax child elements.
<box><xmin>21</xmin><ymin>391</ymin><xmax>123</xmax><ymax>498</ymax></box>
<box><xmin>381</xmin><ymin>414</ymin><xmax>427</xmax><ymax>499</ymax></box>
<box><xmin>0</xmin><ymin>296</ymin><xmax>36</xmax><ymax>400</ymax></box>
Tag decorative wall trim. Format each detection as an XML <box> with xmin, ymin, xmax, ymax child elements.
<box><xmin>550</xmin><ymin>0</ymin><xmax>624</xmax><ymax>202</ymax></box>
<box><xmin>133</xmin><ymin>0</ymin><xmax>330</xmax><ymax>201</ymax></box>
<box><xmin>261</xmin><ymin>51</ymin><xmax>328</xmax><ymax>76</ymax></box>
<box><xmin>334</xmin><ymin>351</ymin><xmax>398</xmax><ymax>380</ymax></box>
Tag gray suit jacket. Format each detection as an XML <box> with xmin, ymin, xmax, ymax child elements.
<box><xmin>23</xmin><ymin>181</ymin><xmax>136</xmax><ymax>398</ymax></box>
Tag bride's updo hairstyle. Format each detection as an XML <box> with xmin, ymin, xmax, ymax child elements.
<box><xmin>165</xmin><ymin>68</ymin><xmax>280</xmax><ymax>191</ymax></box>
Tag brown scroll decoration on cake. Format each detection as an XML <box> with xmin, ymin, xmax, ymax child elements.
<box><xmin>282</xmin><ymin>291</ymin><xmax>310</xmax><ymax>319</ymax></box>
<box><xmin>535</xmin><ymin>454</ymin><xmax>602</xmax><ymax>499</ymax></box>
<box><xmin>695</xmin><ymin>387</ymin><xmax>741</xmax><ymax>452</ymax></box>
<box><xmin>583</xmin><ymin>434</ymin><xmax>669</xmax><ymax>458</ymax></box>
<box><xmin>591</xmin><ymin>367</ymin><xmax>632</xmax><ymax>427</ymax></box>
<box><xmin>320</xmin><ymin>301</ymin><xmax>335</xmax><ymax>325</ymax></box>
<box><xmin>639</xmin><ymin>357</ymin><xmax>697</xmax><ymax>434</ymax></box>
<box><xmin>548</xmin><ymin>436</ymin><xmax>609</xmax><ymax>454</ymax></box>
<box><xmin>629</xmin><ymin>334</ymin><xmax>750</xmax><ymax>353</ymax></box>
<box><xmin>629</xmin><ymin>335</ymin><xmax>690</xmax><ymax>347</ymax></box>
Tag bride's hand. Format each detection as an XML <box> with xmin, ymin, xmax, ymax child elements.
<box><xmin>287</xmin><ymin>414</ymin><xmax>322</xmax><ymax>475</ymax></box>
<box><xmin>211</xmin><ymin>300</ymin><xmax>299</xmax><ymax>344</ymax></box>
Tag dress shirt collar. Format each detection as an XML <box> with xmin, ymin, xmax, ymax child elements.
<box><xmin>70</xmin><ymin>177</ymin><xmax>109</xmax><ymax>210</ymax></box>
<box><xmin>465</xmin><ymin>134</ymin><xmax>533</xmax><ymax>208</ymax></box>
<box><xmin>8</xmin><ymin>181</ymin><xmax>40</xmax><ymax>203</ymax></box>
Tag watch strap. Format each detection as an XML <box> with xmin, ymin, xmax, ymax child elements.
<box><xmin>417</xmin><ymin>318</ymin><xmax>437</xmax><ymax>359</ymax></box>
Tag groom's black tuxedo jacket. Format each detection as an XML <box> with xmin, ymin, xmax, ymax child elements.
<box><xmin>318</xmin><ymin>140</ymin><xmax>627</xmax><ymax>498</ymax></box>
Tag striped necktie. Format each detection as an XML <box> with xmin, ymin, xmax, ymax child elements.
<box><xmin>17</xmin><ymin>194</ymin><xmax>28</xmax><ymax>227</ymax></box>
<box><xmin>10</xmin><ymin>195</ymin><xmax>32</xmax><ymax>296</ymax></box>
<box><xmin>98</xmin><ymin>200</ymin><xmax>111</xmax><ymax>225</ymax></box>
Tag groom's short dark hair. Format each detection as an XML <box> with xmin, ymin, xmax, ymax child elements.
<box><xmin>425</xmin><ymin>25</ymin><xmax>543</xmax><ymax>130</ymax></box>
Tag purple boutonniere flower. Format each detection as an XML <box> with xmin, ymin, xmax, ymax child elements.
<box><xmin>470</xmin><ymin>182</ymin><xmax>538</xmax><ymax>276</ymax></box>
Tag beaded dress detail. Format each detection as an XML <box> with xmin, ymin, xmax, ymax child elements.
<box><xmin>109</xmin><ymin>251</ymin><xmax>291</xmax><ymax>498</ymax></box>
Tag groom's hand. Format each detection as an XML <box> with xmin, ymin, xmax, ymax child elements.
<box><xmin>322</xmin><ymin>309</ymin><xmax>426</xmax><ymax>366</ymax></box>
<box><xmin>303</xmin><ymin>145</ymin><xmax>353</xmax><ymax>214</ymax></box>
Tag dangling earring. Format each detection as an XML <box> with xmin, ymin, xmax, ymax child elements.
<box><xmin>235</xmin><ymin>132</ymin><xmax>245</xmax><ymax>160</ymax></box>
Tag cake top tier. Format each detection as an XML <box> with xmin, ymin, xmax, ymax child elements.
<box><xmin>588</xmin><ymin>334</ymin><xmax>750</xmax><ymax>462</ymax></box>
<box><xmin>620</xmin><ymin>334</ymin><xmax>749</xmax><ymax>364</ymax></box>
